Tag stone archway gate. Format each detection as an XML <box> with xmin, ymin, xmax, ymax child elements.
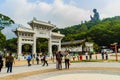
<box><xmin>13</xmin><ymin>18</ymin><xmax>64</xmax><ymax>58</ymax></box>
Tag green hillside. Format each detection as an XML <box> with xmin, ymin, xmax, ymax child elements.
<box><xmin>54</xmin><ymin>16</ymin><xmax>120</xmax><ymax>47</ymax></box>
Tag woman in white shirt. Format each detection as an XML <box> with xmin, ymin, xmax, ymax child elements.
<box><xmin>64</xmin><ymin>51</ymin><xmax>70</xmax><ymax>69</ymax></box>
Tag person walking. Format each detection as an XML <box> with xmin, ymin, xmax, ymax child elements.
<box><xmin>36</xmin><ymin>53</ymin><xmax>40</xmax><ymax>64</ymax></box>
<box><xmin>5</xmin><ymin>53</ymin><xmax>14</xmax><ymax>73</ymax></box>
<box><xmin>27</xmin><ymin>54</ymin><xmax>32</xmax><ymax>66</ymax></box>
<box><xmin>64</xmin><ymin>51</ymin><xmax>70</xmax><ymax>69</ymax></box>
<box><xmin>0</xmin><ymin>54</ymin><xmax>3</xmax><ymax>72</ymax></box>
<box><xmin>42</xmin><ymin>54</ymin><xmax>48</xmax><ymax>66</ymax></box>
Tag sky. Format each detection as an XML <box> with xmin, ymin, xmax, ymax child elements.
<box><xmin>1</xmin><ymin>0</ymin><xmax>120</xmax><ymax>39</ymax></box>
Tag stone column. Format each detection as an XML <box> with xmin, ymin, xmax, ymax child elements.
<box><xmin>17</xmin><ymin>36</ymin><xmax>22</xmax><ymax>60</ymax></box>
<box><xmin>48</xmin><ymin>38</ymin><xmax>52</xmax><ymax>57</ymax></box>
<box><xmin>48</xmin><ymin>30</ymin><xmax>52</xmax><ymax>57</ymax></box>
<box><xmin>58</xmin><ymin>39</ymin><xmax>61</xmax><ymax>51</ymax></box>
<box><xmin>32</xmin><ymin>35</ymin><xmax>36</xmax><ymax>55</ymax></box>
<box><xmin>32</xmin><ymin>29</ymin><xmax>36</xmax><ymax>64</ymax></box>
<box><xmin>32</xmin><ymin>26</ymin><xmax>37</xmax><ymax>55</ymax></box>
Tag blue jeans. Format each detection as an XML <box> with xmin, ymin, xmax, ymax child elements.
<box><xmin>7</xmin><ymin>62</ymin><xmax>13</xmax><ymax>73</ymax></box>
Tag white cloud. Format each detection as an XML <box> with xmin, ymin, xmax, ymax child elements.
<box><xmin>1</xmin><ymin>0</ymin><xmax>120</xmax><ymax>29</ymax></box>
<box><xmin>1</xmin><ymin>0</ymin><xmax>120</xmax><ymax>39</ymax></box>
<box><xmin>100</xmin><ymin>0</ymin><xmax>120</xmax><ymax>19</ymax></box>
<box><xmin>0</xmin><ymin>0</ymin><xmax>91</xmax><ymax>28</ymax></box>
<box><xmin>50</xmin><ymin>0</ymin><xmax>90</xmax><ymax>27</ymax></box>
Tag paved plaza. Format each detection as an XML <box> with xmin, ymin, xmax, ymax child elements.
<box><xmin>1</xmin><ymin>62</ymin><xmax>120</xmax><ymax>80</ymax></box>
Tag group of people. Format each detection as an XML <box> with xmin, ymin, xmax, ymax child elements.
<box><xmin>0</xmin><ymin>53</ymin><xmax>14</xmax><ymax>73</ymax></box>
<box><xmin>26</xmin><ymin>50</ymin><xmax>71</xmax><ymax>70</ymax></box>
<box><xmin>56</xmin><ymin>50</ymin><xmax>71</xmax><ymax>70</ymax></box>
<box><xmin>0</xmin><ymin>51</ymin><xmax>71</xmax><ymax>73</ymax></box>
<box><xmin>101</xmin><ymin>51</ymin><xmax>108</xmax><ymax>60</ymax></box>
<box><xmin>84</xmin><ymin>51</ymin><xmax>109</xmax><ymax>60</ymax></box>
<box><xmin>0</xmin><ymin>52</ymin><xmax>49</xmax><ymax>73</ymax></box>
<box><xmin>26</xmin><ymin>53</ymin><xmax>48</xmax><ymax>67</ymax></box>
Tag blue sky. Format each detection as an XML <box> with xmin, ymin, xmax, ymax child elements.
<box><xmin>28</xmin><ymin>0</ymin><xmax>54</xmax><ymax>3</ymax></box>
<box><xmin>1</xmin><ymin>0</ymin><xmax>120</xmax><ymax>39</ymax></box>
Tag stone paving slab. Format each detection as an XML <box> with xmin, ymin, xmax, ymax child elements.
<box><xmin>19</xmin><ymin>70</ymin><xmax>120</xmax><ymax>80</ymax></box>
<box><xmin>1</xmin><ymin>62</ymin><xmax>120</xmax><ymax>80</ymax></box>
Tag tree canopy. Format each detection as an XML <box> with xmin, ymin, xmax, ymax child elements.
<box><xmin>0</xmin><ymin>13</ymin><xmax>14</xmax><ymax>51</ymax></box>
<box><xmin>0</xmin><ymin>32</ymin><xmax>6</xmax><ymax>50</ymax></box>
<box><xmin>0</xmin><ymin>13</ymin><xmax>14</xmax><ymax>30</ymax></box>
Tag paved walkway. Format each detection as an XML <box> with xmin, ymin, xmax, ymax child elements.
<box><xmin>1</xmin><ymin>62</ymin><xmax>120</xmax><ymax>80</ymax></box>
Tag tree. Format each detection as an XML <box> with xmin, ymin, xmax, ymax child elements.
<box><xmin>0</xmin><ymin>13</ymin><xmax>15</xmax><ymax>53</ymax></box>
<box><xmin>0</xmin><ymin>13</ymin><xmax>14</xmax><ymax>30</ymax></box>
<box><xmin>0</xmin><ymin>32</ymin><xmax>6</xmax><ymax>50</ymax></box>
<box><xmin>36</xmin><ymin>38</ymin><xmax>48</xmax><ymax>53</ymax></box>
<box><xmin>6</xmin><ymin>38</ymin><xmax>17</xmax><ymax>52</ymax></box>
<box><xmin>22</xmin><ymin>44</ymin><xmax>32</xmax><ymax>54</ymax></box>
<box><xmin>80</xmin><ymin>24</ymin><xmax>88</xmax><ymax>32</ymax></box>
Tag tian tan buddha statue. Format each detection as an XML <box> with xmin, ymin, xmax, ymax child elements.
<box><xmin>90</xmin><ymin>9</ymin><xmax>100</xmax><ymax>21</ymax></box>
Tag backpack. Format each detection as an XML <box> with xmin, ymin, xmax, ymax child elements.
<box><xmin>27</xmin><ymin>55</ymin><xmax>31</xmax><ymax>60</ymax></box>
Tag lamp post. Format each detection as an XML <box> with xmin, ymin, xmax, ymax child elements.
<box><xmin>115</xmin><ymin>44</ymin><xmax>118</xmax><ymax>61</ymax></box>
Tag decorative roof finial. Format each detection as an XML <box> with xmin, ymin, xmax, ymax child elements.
<box><xmin>48</xmin><ymin>21</ymin><xmax>51</xmax><ymax>24</ymax></box>
<box><xmin>33</xmin><ymin>17</ymin><xmax>37</xmax><ymax>20</ymax></box>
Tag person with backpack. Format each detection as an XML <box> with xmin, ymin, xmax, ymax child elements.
<box><xmin>27</xmin><ymin>54</ymin><xmax>32</xmax><ymax>66</ymax></box>
<box><xmin>42</xmin><ymin>54</ymin><xmax>48</xmax><ymax>66</ymax></box>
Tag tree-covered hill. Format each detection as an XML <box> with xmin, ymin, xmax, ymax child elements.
<box><xmin>54</xmin><ymin>16</ymin><xmax>120</xmax><ymax>47</ymax></box>
<box><xmin>5</xmin><ymin>16</ymin><xmax>120</xmax><ymax>53</ymax></box>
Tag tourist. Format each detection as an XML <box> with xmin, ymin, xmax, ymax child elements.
<box><xmin>36</xmin><ymin>53</ymin><xmax>40</xmax><ymax>64</ymax></box>
<box><xmin>42</xmin><ymin>54</ymin><xmax>48</xmax><ymax>66</ymax></box>
<box><xmin>85</xmin><ymin>52</ymin><xmax>88</xmax><ymax>60</ymax></box>
<box><xmin>55</xmin><ymin>51</ymin><xmax>59</xmax><ymax>69</ymax></box>
<box><xmin>105</xmin><ymin>52</ymin><xmax>108</xmax><ymax>60</ymax></box>
<box><xmin>80</xmin><ymin>54</ymin><xmax>83</xmax><ymax>61</ymax></box>
<box><xmin>64</xmin><ymin>51</ymin><xmax>70</xmax><ymax>69</ymax></box>
<box><xmin>27</xmin><ymin>54</ymin><xmax>32</xmax><ymax>66</ymax></box>
<box><xmin>56</xmin><ymin>51</ymin><xmax>63</xmax><ymax>70</ymax></box>
<box><xmin>5</xmin><ymin>53</ymin><xmax>15</xmax><ymax>73</ymax></box>
<box><xmin>40</xmin><ymin>54</ymin><xmax>44</xmax><ymax>63</ymax></box>
<box><xmin>0</xmin><ymin>53</ymin><xmax>3</xmax><ymax>72</ymax></box>
<box><xmin>101</xmin><ymin>51</ymin><xmax>104</xmax><ymax>60</ymax></box>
